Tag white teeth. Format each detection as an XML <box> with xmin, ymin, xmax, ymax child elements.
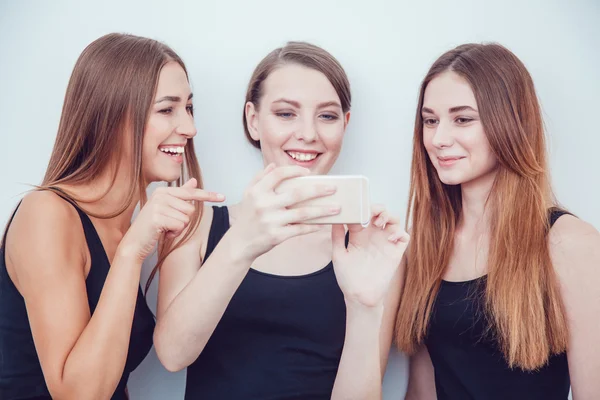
<box><xmin>287</xmin><ymin>151</ymin><xmax>318</xmax><ymax>161</ymax></box>
<box><xmin>160</xmin><ymin>146</ymin><xmax>185</xmax><ymax>154</ymax></box>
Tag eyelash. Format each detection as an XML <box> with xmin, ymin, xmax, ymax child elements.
<box><xmin>275</xmin><ymin>112</ymin><xmax>295</xmax><ymax>119</ymax></box>
<box><xmin>274</xmin><ymin>112</ymin><xmax>339</xmax><ymax>121</ymax></box>
<box><xmin>320</xmin><ymin>114</ymin><xmax>339</xmax><ymax>121</ymax></box>
<box><xmin>422</xmin><ymin>117</ymin><xmax>473</xmax><ymax>125</ymax></box>
<box><xmin>159</xmin><ymin>105</ymin><xmax>194</xmax><ymax>116</ymax></box>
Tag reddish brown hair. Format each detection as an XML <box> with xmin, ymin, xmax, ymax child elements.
<box><xmin>396</xmin><ymin>43</ymin><xmax>568</xmax><ymax>370</ymax></box>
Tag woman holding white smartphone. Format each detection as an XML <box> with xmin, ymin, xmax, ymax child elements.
<box><xmin>151</xmin><ymin>41</ymin><xmax>410</xmax><ymax>399</ymax></box>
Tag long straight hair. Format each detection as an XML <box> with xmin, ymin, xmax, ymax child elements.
<box><xmin>395</xmin><ymin>43</ymin><xmax>568</xmax><ymax>370</ymax></box>
<box><xmin>3</xmin><ymin>33</ymin><xmax>203</xmax><ymax>290</ymax></box>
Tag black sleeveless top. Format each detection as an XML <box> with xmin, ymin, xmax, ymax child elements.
<box><xmin>184</xmin><ymin>206</ymin><xmax>347</xmax><ymax>399</ymax></box>
<box><xmin>0</xmin><ymin>195</ymin><xmax>155</xmax><ymax>400</ymax></box>
<box><xmin>424</xmin><ymin>210</ymin><xmax>570</xmax><ymax>400</ymax></box>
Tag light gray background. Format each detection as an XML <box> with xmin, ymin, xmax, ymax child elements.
<box><xmin>1</xmin><ymin>0</ymin><xmax>598</xmax><ymax>398</ymax></box>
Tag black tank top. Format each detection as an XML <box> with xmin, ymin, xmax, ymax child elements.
<box><xmin>0</xmin><ymin>194</ymin><xmax>155</xmax><ymax>400</ymax></box>
<box><xmin>424</xmin><ymin>210</ymin><xmax>570</xmax><ymax>400</ymax></box>
<box><xmin>185</xmin><ymin>206</ymin><xmax>347</xmax><ymax>399</ymax></box>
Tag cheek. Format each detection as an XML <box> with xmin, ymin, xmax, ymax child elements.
<box><xmin>463</xmin><ymin>131</ymin><xmax>497</xmax><ymax>171</ymax></box>
<box><xmin>141</xmin><ymin>119</ymin><xmax>167</xmax><ymax>158</ymax></box>
<box><xmin>260</xmin><ymin>117</ymin><xmax>294</xmax><ymax>144</ymax></box>
<box><xmin>319</xmin><ymin>123</ymin><xmax>345</xmax><ymax>150</ymax></box>
<box><xmin>423</xmin><ymin>129</ymin><xmax>434</xmax><ymax>152</ymax></box>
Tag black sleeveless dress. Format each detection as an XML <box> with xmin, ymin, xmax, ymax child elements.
<box><xmin>184</xmin><ymin>206</ymin><xmax>348</xmax><ymax>399</ymax></box>
<box><xmin>0</xmin><ymin>194</ymin><xmax>155</xmax><ymax>399</ymax></box>
<box><xmin>424</xmin><ymin>210</ymin><xmax>571</xmax><ymax>399</ymax></box>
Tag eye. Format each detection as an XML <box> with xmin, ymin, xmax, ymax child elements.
<box><xmin>319</xmin><ymin>113</ymin><xmax>339</xmax><ymax>121</ymax></box>
<box><xmin>423</xmin><ymin>117</ymin><xmax>438</xmax><ymax>126</ymax></box>
<box><xmin>186</xmin><ymin>104</ymin><xmax>194</xmax><ymax>116</ymax></box>
<box><xmin>275</xmin><ymin>112</ymin><xmax>295</xmax><ymax>119</ymax></box>
<box><xmin>455</xmin><ymin>117</ymin><xmax>473</xmax><ymax>124</ymax></box>
<box><xmin>159</xmin><ymin>107</ymin><xmax>173</xmax><ymax>115</ymax></box>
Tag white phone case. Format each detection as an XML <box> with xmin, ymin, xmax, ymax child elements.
<box><xmin>275</xmin><ymin>175</ymin><xmax>371</xmax><ymax>226</ymax></box>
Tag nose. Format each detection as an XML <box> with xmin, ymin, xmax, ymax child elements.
<box><xmin>176</xmin><ymin>110</ymin><xmax>197</xmax><ymax>139</ymax></box>
<box><xmin>294</xmin><ymin>117</ymin><xmax>318</xmax><ymax>143</ymax></box>
<box><xmin>431</xmin><ymin>120</ymin><xmax>454</xmax><ymax>148</ymax></box>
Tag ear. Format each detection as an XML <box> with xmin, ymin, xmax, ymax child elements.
<box><xmin>245</xmin><ymin>101</ymin><xmax>260</xmax><ymax>142</ymax></box>
<box><xmin>343</xmin><ymin>111</ymin><xmax>351</xmax><ymax>129</ymax></box>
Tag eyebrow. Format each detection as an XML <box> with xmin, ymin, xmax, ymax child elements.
<box><xmin>155</xmin><ymin>93</ymin><xmax>193</xmax><ymax>104</ymax></box>
<box><xmin>317</xmin><ymin>101</ymin><xmax>342</xmax><ymax>109</ymax></box>
<box><xmin>421</xmin><ymin>105</ymin><xmax>478</xmax><ymax>114</ymax></box>
<box><xmin>273</xmin><ymin>98</ymin><xmax>301</xmax><ymax>108</ymax></box>
<box><xmin>449</xmin><ymin>105</ymin><xmax>478</xmax><ymax>113</ymax></box>
<box><xmin>272</xmin><ymin>98</ymin><xmax>342</xmax><ymax>109</ymax></box>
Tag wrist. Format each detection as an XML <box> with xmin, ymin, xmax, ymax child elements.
<box><xmin>115</xmin><ymin>241</ymin><xmax>144</xmax><ymax>267</ymax></box>
<box><xmin>220</xmin><ymin>227</ymin><xmax>257</xmax><ymax>268</ymax></box>
<box><xmin>224</xmin><ymin>225</ymin><xmax>260</xmax><ymax>265</ymax></box>
<box><xmin>345</xmin><ymin>299</ymin><xmax>385</xmax><ymax>320</ymax></box>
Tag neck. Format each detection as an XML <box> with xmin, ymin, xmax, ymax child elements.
<box><xmin>459</xmin><ymin>169</ymin><xmax>497</xmax><ymax>233</ymax></box>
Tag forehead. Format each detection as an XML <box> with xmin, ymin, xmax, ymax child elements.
<box><xmin>155</xmin><ymin>62</ymin><xmax>190</xmax><ymax>95</ymax></box>
<box><xmin>261</xmin><ymin>63</ymin><xmax>340</xmax><ymax>105</ymax></box>
<box><xmin>423</xmin><ymin>71</ymin><xmax>477</xmax><ymax>111</ymax></box>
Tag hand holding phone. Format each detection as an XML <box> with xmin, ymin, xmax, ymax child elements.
<box><xmin>275</xmin><ymin>175</ymin><xmax>371</xmax><ymax>226</ymax></box>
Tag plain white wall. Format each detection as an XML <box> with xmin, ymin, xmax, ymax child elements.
<box><xmin>1</xmin><ymin>0</ymin><xmax>598</xmax><ymax>398</ymax></box>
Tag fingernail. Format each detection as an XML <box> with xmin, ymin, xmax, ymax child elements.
<box><xmin>216</xmin><ymin>194</ymin><xmax>225</xmax><ymax>200</ymax></box>
<box><xmin>330</xmin><ymin>207</ymin><xmax>341</xmax><ymax>214</ymax></box>
<box><xmin>325</xmin><ymin>186</ymin><xmax>337</xmax><ymax>194</ymax></box>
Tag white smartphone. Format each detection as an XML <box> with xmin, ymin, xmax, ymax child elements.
<box><xmin>275</xmin><ymin>175</ymin><xmax>371</xmax><ymax>226</ymax></box>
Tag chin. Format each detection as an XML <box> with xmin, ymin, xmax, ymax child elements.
<box><xmin>160</xmin><ymin>173</ymin><xmax>182</xmax><ymax>183</ymax></box>
<box><xmin>436</xmin><ymin>173</ymin><xmax>465</xmax><ymax>186</ymax></box>
<box><xmin>144</xmin><ymin>171</ymin><xmax>181</xmax><ymax>184</ymax></box>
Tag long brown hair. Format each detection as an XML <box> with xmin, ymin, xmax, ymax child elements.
<box><xmin>20</xmin><ymin>33</ymin><xmax>202</xmax><ymax>293</ymax></box>
<box><xmin>242</xmin><ymin>41</ymin><xmax>351</xmax><ymax>148</ymax></box>
<box><xmin>395</xmin><ymin>43</ymin><xmax>568</xmax><ymax>370</ymax></box>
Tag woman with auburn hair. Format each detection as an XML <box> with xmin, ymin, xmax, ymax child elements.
<box><xmin>397</xmin><ymin>43</ymin><xmax>600</xmax><ymax>400</ymax></box>
<box><xmin>153</xmin><ymin>41</ymin><xmax>410</xmax><ymax>399</ymax></box>
<box><xmin>0</xmin><ymin>33</ymin><xmax>223</xmax><ymax>399</ymax></box>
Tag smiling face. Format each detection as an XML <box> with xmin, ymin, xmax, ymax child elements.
<box><xmin>422</xmin><ymin>70</ymin><xmax>498</xmax><ymax>187</ymax></box>
<box><xmin>245</xmin><ymin>63</ymin><xmax>350</xmax><ymax>175</ymax></box>
<box><xmin>142</xmin><ymin>61</ymin><xmax>197</xmax><ymax>183</ymax></box>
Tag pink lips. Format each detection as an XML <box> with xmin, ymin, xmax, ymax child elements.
<box><xmin>437</xmin><ymin>156</ymin><xmax>464</xmax><ymax>167</ymax></box>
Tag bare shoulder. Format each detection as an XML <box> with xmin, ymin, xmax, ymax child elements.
<box><xmin>7</xmin><ymin>190</ymin><xmax>83</xmax><ymax>247</ymax></box>
<box><xmin>549</xmin><ymin>213</ymin><xmax>600</xmax><ymax>277</ymax></box>
<box><xmin>5</xmin><ymin>190</ymin><xmax>87</xmax><ymax>289</ymax></box>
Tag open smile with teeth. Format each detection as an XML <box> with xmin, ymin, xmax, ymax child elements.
<box><xmin>286</xmin><ymin>151</ymin><xmax>320</xmax><ymax>162</ymax></box>
<box><xmin>159</xmin><ymin>146</ymin><xmax>185</xmax><ymax>156</ymax></box>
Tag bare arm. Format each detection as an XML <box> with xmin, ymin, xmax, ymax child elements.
<box><xmin>5</xmin><ymin>192</ymin><xmax>143</xmax><ymax>400</ymax></box>
<box><xmin>331</xmin><ymin>207</ymin><xmax>410</xmax><ymax>399</ymax></box>
<box><xmin>550</xmin><ymin>215</ymin><xmax>600</xmax><ymax>400</ymax></box>
<box><xmin>154</xmin><ymin>166</ymin><xmax>341</xmax><ymax>371</ymax></box>
<box><xmin>331</xmin><ymin>265</ymin><xmax>403</xmax><ymax>400</ymax></box>
<box><xmin>405</xmin><ymin>344</ymin><xmax>437</xmax><ymax>400</ymax></box>
<box><xmin>153</xmin><ymin>207</ymin><xmax>254</xmax><ymax>372</ymax></box>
